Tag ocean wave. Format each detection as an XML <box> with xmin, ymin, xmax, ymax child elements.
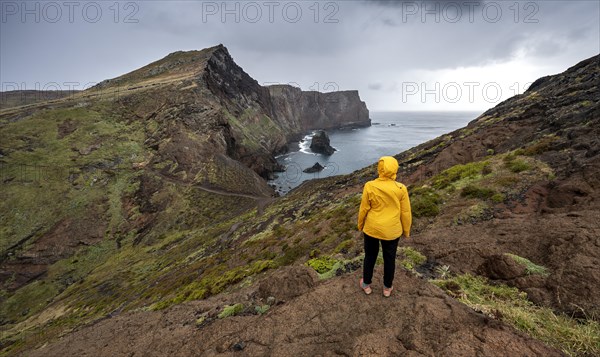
<box><xmin>299</xmin><ymin>133</ymin><xmax>316</xmax><ymax>155</ymax></box>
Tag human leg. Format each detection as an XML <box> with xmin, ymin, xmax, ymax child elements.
<box><xmin>362</xmin><ymin>233</ymin><xmax>380</xmax><ymax>285</ymax></box>
<box><xmin>381</xmin><ymin>238</ymin><xmax>400</xmax><ymax>289</ymax></box>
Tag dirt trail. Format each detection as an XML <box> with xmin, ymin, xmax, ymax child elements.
<box><xmin>28</xmin><ymin>266</ymin><xmax>562</xmax><ymax>357</ymax></box>
<box><xmin>147</xmin><ymin>168</ymin><xmax>275</xmax><ymax>215</ymax></box>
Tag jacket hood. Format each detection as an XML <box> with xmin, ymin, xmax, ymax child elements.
<box><xmin>377</xmin><ymin>156</ymin><xmax>398</xmax><ymax>180</ymax></box>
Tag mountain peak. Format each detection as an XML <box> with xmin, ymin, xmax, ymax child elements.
<box><xmin>90</xmin><ymin>44</ymin><xmax>232</xmax><ymax>91</ymax></box>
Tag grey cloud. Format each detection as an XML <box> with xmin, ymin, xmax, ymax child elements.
<box><xmin>1</xmin><ymin>0</ymin><xmax>598</xmax><ymax>111</ymax></box>
<box><xmin>368</xmin><ymin>83</ymin><xmax>383</xmax><ymax>90</ymax></box>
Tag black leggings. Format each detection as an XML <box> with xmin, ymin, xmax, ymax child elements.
<box><xmin>363</xmin><ymin>233</ymin><xmax>400</xmax><ymax>288</ymax></box>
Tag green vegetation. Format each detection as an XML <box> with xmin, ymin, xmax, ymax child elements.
<box><xmin>434</xmin><ymin>265</ymin><xmax>451</xmax><ymax>279</ymax></box>
<box><xmin>225</xmin><ymin>108</ymin><xmax>285</xmax><ymax>151</ymax></box>
<box><xmin>503</xmin><ymin>152</ymin><xmax>532</xmax><ymax>173</ymax></box>
<box><xmin>218</xmin><ymin>303</ymin><xmax>245</xmax><ymax>319</ymax></box>
<box><xmin>432</xmin><ymin>274</ymin><xmax>599</xmax><ymax>356</ymax></box>
<box><xmin>505</xmin><ymin>254</ymin><xmax>549</xmax><ymax>276</ymax></box>
<box><xmin>151</xmin><ymin>259</ymin><xmax>276</xmax><ymax>311</ymax></box>
<box><xmin>334</xmin><ymin>239</ymin><xmax>354</xmax><ymax>254</ymax></box>
<box><xmin>306</xmin><ymin>256</ymin><xmax>338</xmax><ymax>274</ymax></box>
<box><xmin>454</xmin><ymin>203</ymin><xmax>490</xmax><ymax>225</ymax></box>
<box><xmin>460</xmin><ymin>184</ymin><xmax>495</xmax><ymax>200</ymax></box>
<box><xmin>506</xmin><ymin>159</ymin><xmax>531</xmax><ymax>173</ymax></box>
<box><xmin>254</xmin><ymin>304</ymin><xmax>270</xmax><ymax>315</ymax></box>
<box><xmin>522</xmin><ymin>135</ymin><xmax>558</xmax><ymax>156</ymax></box>
<box><xmin>432</xmin><ymin>161</ymin><xmax>490</xmax><ymax>189</ymax></box>
<box><xmin>410</xmin><ymin>186</ymin><xmax>442</xmax><ymax>217</ymax></box>
<box><xmin>491</xmin><ymin>193</ymin><xmax>505</xmax><ymax>203</ymax></box>
<box><xmin>399</xmin><ymin>247</ymin><xmax>426</xmax><ymax>270</ymax></box>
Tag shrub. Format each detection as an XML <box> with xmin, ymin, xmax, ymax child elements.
<box><xmin>496</xmin><ymin>176</ymin><xmax>520</xmax><ymax>187</ymax></box>
<box><xmin>306</xmin><ymin>256</ymin><xmax>338</xmax><ymax>274</ymax></box>
<box><xmin>461</xmin><ymin>185</ymin><xmax>495</xmax><ymax>200</ymax></box>
<box><xmin>506</xmin><ymin>159</ymin><xmax>531</xmax><ymax>173</ymax></box>
<box><xmin>277</xmin><ymin>244</ymin><xmax>308</xmax><ymax>266</ymax></box>
<box><xmin>522</xmin><ymin>136</ymin><xmax>557</xmax><ymax>156</ymax></box>
<box><xmin>218</xmin><ymin>303</ymin><xmax>245</xmax><ymax>319</ymax></box>
<box><xmin>411</xmin><ymin>187</ymin><xmax>442</xmax><ymax>218</ymax></box>
<box><xmin>334</xmin><ymin>239</ymin><xmax>354</xmax><ymax>254</ymax></box>
<box><xmin>491</xmin><ymin>193</ymin><xmax>505</xmax><ymax>203</ymax></box>
<box><xmin>254</xmin><ymin>305</ymin><xmax>270</xmax><ymax>315</ymax></box>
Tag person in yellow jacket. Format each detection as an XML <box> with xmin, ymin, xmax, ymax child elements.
<box><xmin>357</xmin><ymin>156</ymin><xmax>412</xmax><ymax>297</ymax></box>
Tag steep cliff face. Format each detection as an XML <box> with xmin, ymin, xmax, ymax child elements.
<box><xmin>201</xmin><ymin>46</ymin><xmax>370</xmax><ymax>176</ymax></box>
<box><xmin>267</xmin><ymin>85</ymin><xmax>370</xmax><ymax>133</ymax></box>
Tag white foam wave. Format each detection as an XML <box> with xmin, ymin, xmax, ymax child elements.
<box><xmin>299</xmin><ymin>133</ymin><xmax>316</xmax><ymax>155</ymax></box>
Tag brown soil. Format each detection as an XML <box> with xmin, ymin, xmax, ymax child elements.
<box><xmin>27</xmin><ymin>266</ymin><xmax>561</xmax><ymax>357</ymax></box>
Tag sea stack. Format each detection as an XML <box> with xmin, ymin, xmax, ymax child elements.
<box><xmin>310</xmin><ymin>130</ymin><xmax>336</xmax><ymax>155</ymax></box>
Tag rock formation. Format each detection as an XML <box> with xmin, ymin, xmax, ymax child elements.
<box><xmin>309</xmin><ymin>130</ymin><xmax>336</xmax><ymax>155</ymax></box>
<box><xmin>303</xmin><ymin>162</ymin><xmax>325</xmax><ymax>173</ymax></box>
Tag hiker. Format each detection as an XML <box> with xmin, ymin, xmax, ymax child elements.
<box><xmin>357</xmin><ymin>156</ymin><xmax>412</xmax><ymax>297</ymax></box>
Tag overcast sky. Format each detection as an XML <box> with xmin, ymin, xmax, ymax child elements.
<box><xmin>1</xmin><ymin>0</ymin><xmax>598</xmax><ymax>111</ymax></box>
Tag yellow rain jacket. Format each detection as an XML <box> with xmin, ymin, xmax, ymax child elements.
<box><xmin>357</xmin><ymin>156</ymin><xmax>412</xmax><ymax>240</ymax></box>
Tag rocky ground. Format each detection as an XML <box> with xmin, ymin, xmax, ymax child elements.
<box><xmin>27</xmin><ymin>266</ymin><xmax>562</xmax><ymax>357</ymax></box>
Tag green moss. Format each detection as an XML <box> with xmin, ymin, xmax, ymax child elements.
<box><xmin>399</xmin><ymin>247</ymin><xmax>426</xmax><ymax>270</ymax></box>
<box><xmin>461</xmin><ymin>185</ymin><xmax>496</xmax><ymax>200</ymax></box>
<box><xmin>306</xmin><ymin>256</ymin><xmax>338</xmax><ymax>274</ymax></box>
<box><xmin>218</xmin><ymin>303</ymin><xmax>245</xmax><ymax>319</ymax></box>
<box><xmin>316</xmin><ymin>256</ymin><xmax>363</xmax><ymax>280</ymax></box>
<box><xmin>505</xmin><ymin>254</ymin><xmax>549</xmax><ymax>276</ymax></box>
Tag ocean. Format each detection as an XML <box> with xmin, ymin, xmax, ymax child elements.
<box><xmin>269</xmin><ymin>111</ymin><xmax>482</xmax><ymax>194</ymax></box>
